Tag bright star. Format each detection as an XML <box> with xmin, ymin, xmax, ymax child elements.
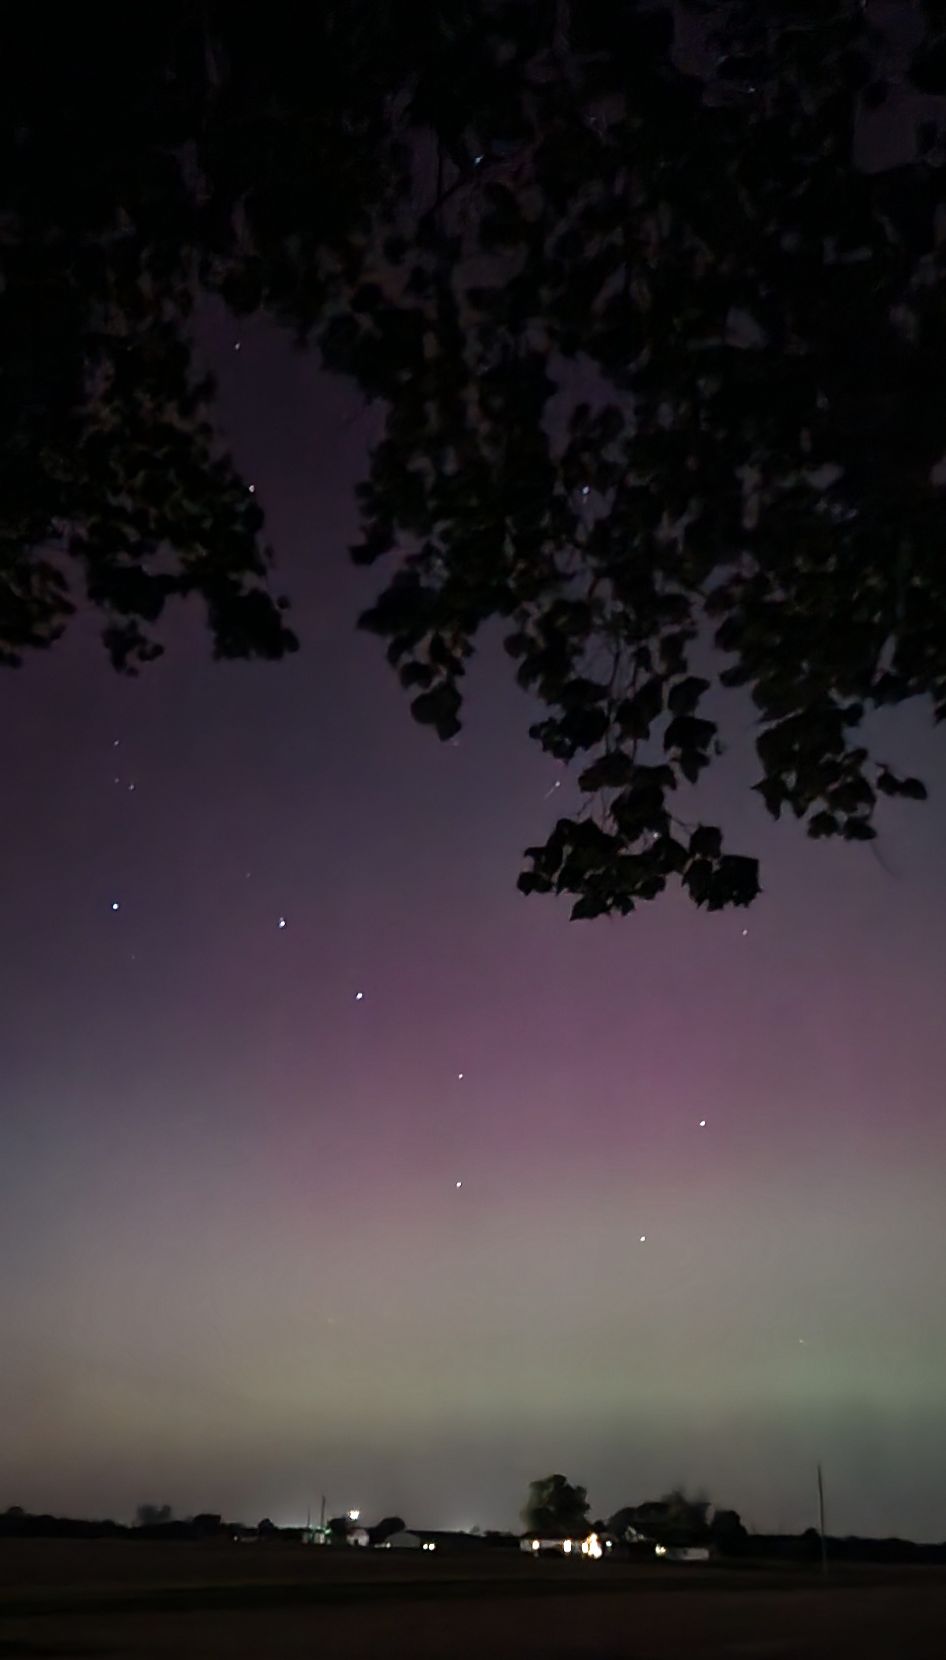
<box><xmin>111</xmin><ymin>902</ymin><xmax>120</xmax><ymax>912</ymax></box>
<box><xmin>457</xmin><ymin>1072</ymin><xmax>464</xmax><ymax>1080</ymax></box>
<box><xmin>699</xmin><ymin>1119</ymin><xmax>706</xmax><ymax>1128</ymax></box>
<box><xmin>639</xmin><ymin>1234</ymin><xmax>646</xmax><ymax>1243</ymax></box>
<box><xmin>355</xmin><ymin>991</ymin><xmax>364</xmax><ymax>1001</ymax></box>
<box><xmin>456</xmin><ymin>1180</ymin><xmax>462</xmax><ymax>1189</ymax></box>
<box><xmin>277</xmin><ymin>916</ymin><xmax>286</xmax><ymax>929</ymax></box>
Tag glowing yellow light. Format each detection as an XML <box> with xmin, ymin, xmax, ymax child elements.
<box><xmin>655</xmin><ymin>1544</ymin><xmax>667</xmax><ymax>1557</ymax></box>
<box><xmin>563</xmin><ymin>1539</ymin><xmax>572</xmax><ymax>1555</ymax></box>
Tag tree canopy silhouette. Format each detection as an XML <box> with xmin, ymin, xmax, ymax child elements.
<box><xmin>134</xmin><ymin>1503</ymin><xmax>173</xmax><ymax>1528</ymax></box>
<box><xmin>521</xmin><ymin>1473</ymin><xmax>590</xmax><ymax>1536</ymax></box>
<box><xmin>3</xmin><ymin>3</ymin><xmax>945</xmax><ymax>913</ymax></box>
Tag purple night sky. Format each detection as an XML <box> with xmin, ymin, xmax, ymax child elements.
<box><xmin>2</xmin><ymin>308</ymin><xmax>945</xmax><ymax>1541</ymax></box>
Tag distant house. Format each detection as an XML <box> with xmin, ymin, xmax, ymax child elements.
<box><xmin>520</xmin><ymin>1531</ymin><xmax>611</xmax><ymax>1560</ymax></box>
<box><xmin>382</xmin><ymin>1529</ymin><xmax>486</xmax><ymax>1553</ymax></box>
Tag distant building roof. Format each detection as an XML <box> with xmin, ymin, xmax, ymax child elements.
<box><xmin>384</xmin><ymin>1528</ymin><xmax>486</xmax><ymax>1550</ymax></box>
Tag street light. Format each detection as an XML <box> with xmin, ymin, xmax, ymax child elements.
<box><xmin>348</xmin><ymin>1509</ymin><xmax>360</xmax><ymax>1523</ymax></box>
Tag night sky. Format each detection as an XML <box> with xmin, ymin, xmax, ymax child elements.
<box><xmin>2</xmin><ymin>305</ymin><xmax>945</xmax><ymax>1542</ymax></box>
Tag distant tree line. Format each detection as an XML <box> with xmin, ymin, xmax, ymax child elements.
<box><xmin>518</xmin><ymin>1475</ymin><xmax>946</xmax><ymax>1563</ymax></box>
<box><xmin>2</xmin><ymin>1496</ymin><xmax>945</xmax><ymax>1565</ymax></box>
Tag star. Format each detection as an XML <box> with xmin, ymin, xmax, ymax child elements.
<box><xmin>455</xmin><ymin>1180</ymin><xmax>463</xmax><ymax>1189</ymax></box>
<box><xmin>741</xmin><ymin>929</ymin><xmax>748</xmax><ymax>936</ymax></box>
<box><xmin>128</xmin><ymin>783</ymin><xmax>136</xmax><ymax>793</ymax></box>
<box><xmin>639</xmin><ymin>1234</ymin><xmax>646</xmax><ymax>1243</ymax></box>
<box><xmin>277</xmin><ymin>916</ymin><xmax>287</xmax><ymax>929</ymax></box>
<box><xmin>110</xmin><ymin>902</ymin><xmax>120</xmax><ymax>912</ymax></box>
<box><xmin>248</xmin><ymin>483</ymin><xmax>256</xmax><ymax>494</ymax></box>
<box><xmin>355</xmin><ymin>991</ymin><xmax>364</xmax><ymax>1001</ymax></box>
<box><xmin>457</xmin><ymin>1072</ymin><xmax>464</xmax><ymax>1080</ymax></box>
<box><xmin>234</xmin><ymin>341</ymin><xmax>242</xmax><ymax>352</ymax></box>
<box><xmin>699</xmin><ymin>1119</ymin><xmax>706</xmax><ymax>1128</ymax></box>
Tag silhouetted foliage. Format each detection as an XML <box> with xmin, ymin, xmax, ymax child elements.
<box><xmin>369</xmin><ymin>1514</ymin><xmax>406</xmax><ymax>1546</ymax></box>
<box><xmin>0</xmin><ymin>1509</ymin><xmax>127</xmax><ymax>1540</ymax></box>
<box><xmin>521</xmin><ymin>1474</ymin><xmax>590</xmax><ymax>1537</ymax></box>
<box><xmin>711</xmin><ymin>1508</ymin><xmax>749</xmax><ymax>1555</ymax></box>
<box><xmin>135</xmin><ymin>1503</ymin><xmax>173</xmax><ymax>1528</ymax></box>
<box><xmin>607</xmin><ymin>1488</ymin><xmax>712</xmax><ymax>1548</ymax></box>
<box><xmin>4</xmin><ymin>4</ymin><xmax>946</xmax><ymax>912</ymax></box>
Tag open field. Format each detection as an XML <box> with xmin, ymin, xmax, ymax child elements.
<box><xmin>0</xmin><ymin>1541</ymin><xmax>944</xmax><ymax>1657</ymax></box>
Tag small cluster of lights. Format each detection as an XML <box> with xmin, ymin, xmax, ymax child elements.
<box><xmin>422</xmin><ymin>1540</ymin><xmax>437</xmax><ymax>1552</ymax></box>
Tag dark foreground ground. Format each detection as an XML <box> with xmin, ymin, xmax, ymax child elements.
<box><xmin>1</xmin><ymin>1540</ymin><xmax>944</xmax><ymax>1658</ymax></box>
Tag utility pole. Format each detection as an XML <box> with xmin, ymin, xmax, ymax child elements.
<box><xmin>320</xmin><ymin>1494</ymin><xmax>326</xmax><ymax>1532</ymax></box>
<box><xmin>817</xmin><ymin>1463</ymin><xmax>827</xmax><ymax>1578</ymax></box>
